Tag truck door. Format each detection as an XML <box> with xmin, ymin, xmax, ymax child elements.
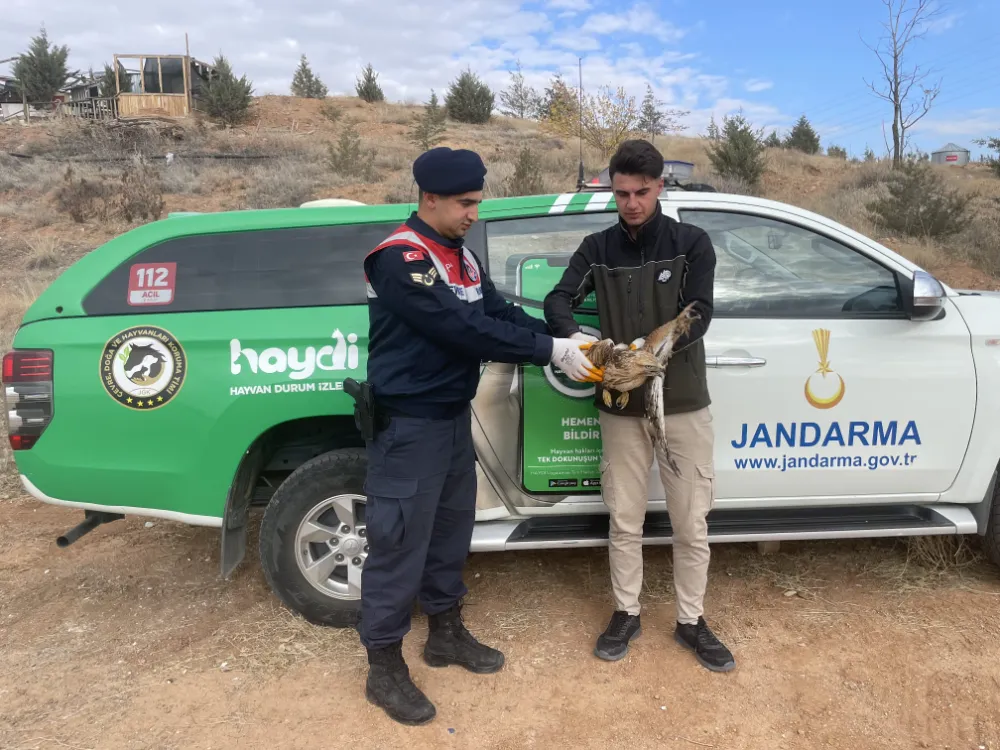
<box><xmin>670</xmin><ymin>201</ymin><xmax>976</xmax><ymax>503</ymax></box>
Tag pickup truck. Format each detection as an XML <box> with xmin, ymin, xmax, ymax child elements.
<box><xmin>4</xmin><ymin>182</ymin><xmax>999</xmax><ymax>628</ymax></box>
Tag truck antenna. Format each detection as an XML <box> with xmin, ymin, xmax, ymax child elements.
<box><xmin>577</xmin><ymin>57</ymin><xmax>584</xmax><ymax>189</ymax></box>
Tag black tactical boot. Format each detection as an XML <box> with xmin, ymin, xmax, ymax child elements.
<box><xmin>365</xmin><ymin>641</ymin><xmax>436</xmax><ymax>726</ymax></box>
<box><xmin>423</xmin><ymin>602</ymin><xmax>505</xmax><ymax>674</ymax></box>
<box><xmin>674</xmin><ymin>616</ymin><xmax>736</xmax><ymax>673</ymax></box>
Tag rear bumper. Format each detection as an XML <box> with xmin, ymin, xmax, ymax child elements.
<box><xmin>20</xmin><ymin>474</ymin><xmax>223</xmax><ymax>528</ymax></box>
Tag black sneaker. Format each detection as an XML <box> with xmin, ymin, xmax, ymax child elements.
<box><xmin>674</xmin><ymin>616</ymin><xmax>736</xmax><ymax>672</ymax></box>
<box><xmin>594</xmin><ymin>610</ymin><xmax>641</xmax><ymax>661</ymax></box>
<box><xmin>423</xmin><ymin>601</ymin><xmax>505</xmax><ymax>674</ymax></box>
<box><xmin>365</xmin><ymin>641</ymin><xmax>437</xmax><ymax>726</ymax></box>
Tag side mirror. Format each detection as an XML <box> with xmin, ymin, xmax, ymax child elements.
<box><xmin>908</xmin><ymin>270</ymin><xmax>946</xmax><ymax>320</ymax></box>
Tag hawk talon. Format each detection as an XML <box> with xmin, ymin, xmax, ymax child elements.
<box><xmin>602</xmin><ymin>390</ymin><xmax>613</xmax><ymax>408</ymax></box>
<box><xmin>615</xmin><ymin>392</ymin><xmax>629</xmax><ymax>409</ymax></box>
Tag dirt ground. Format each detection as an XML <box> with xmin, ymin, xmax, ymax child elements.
<box><xmin>2</xmin><ymin>479</ymin><xmax>1000</xmax><ymax>750</ymax></box>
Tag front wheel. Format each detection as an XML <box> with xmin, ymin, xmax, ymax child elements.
<box><xmin>259</xmin><ymin>448</ymin><xmax>368</xmax><ymax>627</ymax></box>
<box><xmin>984</xmin><ymin>473</ymin><xmax>1000</xmax><ymax>570</ymax></box>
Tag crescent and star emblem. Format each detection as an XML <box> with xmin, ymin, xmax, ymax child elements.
<box><xmin>803</xmin><ymin>328</ymin><xmax>846</xmax><ymax>409</ymax></box>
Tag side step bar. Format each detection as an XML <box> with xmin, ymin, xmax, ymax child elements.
<box><xmin>469</xmin><ymin>504</ymin><xmax>978</xmax><ymax>552</ymax></box>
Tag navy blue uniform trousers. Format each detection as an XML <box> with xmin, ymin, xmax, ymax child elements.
<box><xmin>359</xmin><ymin>406</ymin><xmax>477</xmax><ymax>649</ymax></box>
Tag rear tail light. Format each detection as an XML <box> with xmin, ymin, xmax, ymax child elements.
<box><xmin>2</xmin><ymin>349</ymin><xmax>54</xmax><ymax>451</ymax></box>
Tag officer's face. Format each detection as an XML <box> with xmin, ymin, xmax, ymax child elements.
<box><xmin>611</xmin><ymin>173</ymin><xmax>663</xmax><ymax>227</ymax></box>
<box><xmin>428</xmin><ymin>191</ymin><xmax>482</xmax><ymax>239</ymax></box>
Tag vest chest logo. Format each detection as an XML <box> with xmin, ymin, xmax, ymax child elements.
<box><xmin>462</xmin><ymin>256</ymin><xmax>480</xmax><ymax>283</ymax></box>
<box><xmin>657</xmin><ymin>269</ymin><xmax>672</xmax><ymax>283</ymax></box>
<box><xmin>410</xmin><ymin>267</ymin><xmax>438</xmax><ymax>286</ymax></box>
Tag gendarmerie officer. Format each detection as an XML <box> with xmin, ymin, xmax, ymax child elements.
<box><xmin>356</xmin><ymin>146</ymin><xmax>602</xmax><ymax>726</ymax></box>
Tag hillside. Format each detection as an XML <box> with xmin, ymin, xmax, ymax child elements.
<box><xmin>1</xmin><ymin>94</ymin><xmax>998</xmax><ymax>363</ymax></box>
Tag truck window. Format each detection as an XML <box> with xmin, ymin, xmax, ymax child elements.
<box><xmin>82</xmin><ymin>222</ymin><xmax>400</xmax><ymax>315</ymax></box>
<box><xmin>485</xmin><ymin>211</ymin><xmax>618</xmax><ymax>303</ymax></box>
<box><xmin>678</xmin><ymin>209</ymin><xmax>905</xmax><ymax>318</ymax></box>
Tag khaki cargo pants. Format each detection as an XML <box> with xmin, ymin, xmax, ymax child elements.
<box><xmin>598</xmin><ymin>406</ymin><xmax>715</xmax><ymax>625</ymax></box>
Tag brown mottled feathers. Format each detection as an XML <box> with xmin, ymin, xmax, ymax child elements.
<box><xmin>589</xmin><ymin>303</ymin><xmax>700</xmax><ymax>475</ymax></box>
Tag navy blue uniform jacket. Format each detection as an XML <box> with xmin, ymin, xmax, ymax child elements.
<box><xmin>364</xmin><ymin>214</ymin><xmax>554</xmax><ymax>419</ymax></box>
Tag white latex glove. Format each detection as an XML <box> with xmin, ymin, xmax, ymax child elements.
<box><xmin>629</xmin><ymin>337</ymin><xmax>645</xmax><ymax>351</ymax></box>
<box><xmin>570</xmin><ymin>331</ymin><xmax>599</xmax><ymax>344</ymax></box>
<box><xmin>549</xmin><ymin>338</ymin><xmax>603</xmax><ymax>383</ymax></box>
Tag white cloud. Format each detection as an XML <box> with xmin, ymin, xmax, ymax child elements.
<box><xmin>548</xmin><ymin>0</ymin><xmax>592</xmax><ymax>9</ymax></box>
<box><xmin>549</xmin><ymin>32</ymin><xmax>602</xmax><ymax>52</ymax></box>
<box><xmin>912</xmin><ymin>108</ymin><xmax>1000</xmax><ymax>139</ymax></box>
<box><xmin>744</xmin><ymin>78</ymin><xmax>773</xmax><ymax>93</ymax></box>
<box><xmin>581</xmin><ymin>4</ymin><xmax>687</xmax><ymax>43</ymax></box>
<box><xmin>922</xmin><ymin>10</ymin><xmax>963</xmax><ymax>34</ymax></box>
<box><xmin>2</xmin><ymin>0</ymin><xmax>787</xmax><ymax>137</ymax></box>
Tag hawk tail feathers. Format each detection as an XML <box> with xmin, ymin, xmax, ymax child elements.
<box><xmin>645</xmin><ymin>374</ymin><xmax>680</xmax><ymax>476</ymax></box>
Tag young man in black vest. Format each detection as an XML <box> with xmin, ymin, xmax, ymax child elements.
<box><xmin>543</xmin><ymin>138</ymin><xmax>735</xmax><ymax>673</ymax></box>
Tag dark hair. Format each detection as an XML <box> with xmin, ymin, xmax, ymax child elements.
<box><xmin>608</xmin><ymin>139</ymin><xmax>664</xmax><ymax>180</ymax></box>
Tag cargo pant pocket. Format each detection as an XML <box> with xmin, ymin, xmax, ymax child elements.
<box><xmin>696</xmin><ymin>462</ymin><xmax>715</xmax><ymax>512</ymax></box>
<box><xmin>363</xmin><ymin>475</ymin><xmax>419</xmax><ymax>550</ymax></box>
<box><xmin>599</xmin><ymin>455</ymin><xmax>616</xmax><ymax>512</ymax></box>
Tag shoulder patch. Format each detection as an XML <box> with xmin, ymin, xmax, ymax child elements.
<box><xmin>410</xmin><ymin>267</ymin><xmax>439</xmax><ymax>286</ymax></box>
<box><xmin>402</xmin><ymin>250</ymin><xmax>425</xmax><ymax>263</ymax></box>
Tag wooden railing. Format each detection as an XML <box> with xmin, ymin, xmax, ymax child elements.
<box><xmin>1</xmin><ymin>96</ymin><xmax>120</xmax><ymax>123</ymax></box>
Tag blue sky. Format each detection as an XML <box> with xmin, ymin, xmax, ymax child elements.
<box><xmin>4</xmin><ymin>0</ymin><xmax>997</xmax><ymax>159</ymax></box>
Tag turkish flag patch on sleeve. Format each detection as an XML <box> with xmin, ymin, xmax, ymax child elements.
<box><xmin>402</xmin><ymin>250</ymin><xmax>425</xmax><ymax>263</ymax></box>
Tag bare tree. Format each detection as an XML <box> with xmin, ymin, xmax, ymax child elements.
<box><xmin>862</xmin><ymin>0</ymin><xmax>943</xmax><ymax>167</ymax></box>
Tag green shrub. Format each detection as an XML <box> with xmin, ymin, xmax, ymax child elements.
<box><xmin>355</xmin><ymin>64</ymin><xmax>384</xmax><ymax>103</ymax></box>
<box><xmin>408</xmin><ymin>91</ymin><xmax>447</xmax><ymax>151</ymax></box>
<box><xmin>504</xmin><ymin>147</ymin><xmax>544</xmax><ymax>196</ymax></box>
<box><xmin>704</xmin><ymin>111</ymin><xmax>768</xmax><ymax>188</ymax></box>
<box><xmin>200</xmin><ymin>55</ymin><xmax>254</xmax><ymax>127</ymax></box>
<box><xmin>866</xmin><ymin>159</ymin><xmax>972</xmax><ymax>238</ymax></box>
<box><xmin>445</xmin><ymin>68</ymin><xmax>494</xmax><ymax>124</ymax></box>
<box><xmin>328</xmin><ymin>122</ymin><xmax>379</xmax><ymax>182</ymax></box>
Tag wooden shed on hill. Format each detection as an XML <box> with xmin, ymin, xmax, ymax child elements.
<box><xmin>112</xmin><ymin>52</ymin><xmax>215</xmax><ymax>118</ymax></box>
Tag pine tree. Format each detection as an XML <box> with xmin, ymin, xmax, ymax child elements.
<box><xmin>765</xmin><ymin>130</ymin><xmax>782</xmax><ymax>148</ymax></box>
<box><xmin>784</xmin><ymin>114</ymin><xmax>821</xmax><ymax>154</ymax></box>
<box><xmin>201</xmin><ymin>55</ymin><xmax>254</xmax><ymax>127</ymax></box>
<box><xmin>636</xmin><ymin>84</ymin><xmax>688</xmax><ymax>144</ymax></box>
<box><xmin>538</xmin><ymin>74</ymin><xmax>577</xmax><ymax>124</ymax></box>
<box><xmin>98</xmin><ymin>61</ymin><xmax>131</xmax><ymax>98</ymax></box>
<box><xmin>290</xmin><ymin>55</ymin><xmax>327</xmax><ymax>99</ymax></box>
<box><xmin>409</xmin><ymin>90</ymin><xmax>448</xmax><ymax>150</ymax></box>
<box><xmin>355</xmin><ymin>63</ymin><xmax>384</xmax><ymax>103</ymax></box>
<box><xmin>12</xmin><ymin>26</ymin><xmax>73</xmax><ymax>103</ymax></box>
<box><xmin>705</xmin><ymin>110</ymin><xmax>768</xmax><ymax>188</ymax></box>
<box><xmin>705</xmin><ymin>115</ymin><xmax>721</xmax><ymax>141</ymax></box>
<box><xmin>498</xmin><ymin>60</ymin><xmax>542</xmax><ymax>120</ymax></box>
<box><xmin>637</xmin><ymin>85</ymin><xmax>663</xmax><ymax>142</ymax></box>
<box><xmin>445</xmin><ymin>68</ymin><xmax>494</xmax><ymax>124</ymax></box>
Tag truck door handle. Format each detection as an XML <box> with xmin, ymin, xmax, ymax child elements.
<box><xmin>706</xmin><ymin>356</ymin><xmax>766</xmax><ymax>367</ymax></box>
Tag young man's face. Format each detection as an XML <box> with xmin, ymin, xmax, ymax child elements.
<box><xmin>424</xmin><ymin>191</ymin><xmax>483</xmax><ymax>239</ymax></box>
<box><xmin>611</xmin><ymin>172</ymin><xmax>663</xmax><ymax>228</ymax></box>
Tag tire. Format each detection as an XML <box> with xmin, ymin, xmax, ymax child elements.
<box><xmin>259</xmin><ymin>447</ymin><xmax>368</xmax><ymax>628</ymax></box>
<box><xmin>984</xmin><ymin>474</ymin><xmax>1000</xmax><ymax>569</ymax></box>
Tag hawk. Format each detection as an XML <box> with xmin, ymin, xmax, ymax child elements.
<box><xmin>584</xmin><ymin>302</ymin><xmax>699</xmax><ymax>475</ymax></box>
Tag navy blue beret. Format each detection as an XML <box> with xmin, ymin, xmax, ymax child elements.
<box><xmin>412</xmin><ymin>147</ymin><xmax>487</xmax><ymax>195</ymax></box>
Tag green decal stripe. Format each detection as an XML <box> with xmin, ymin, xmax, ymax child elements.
<box><xmin>565</xmin><ymin>193</ymin><xmax>595</xmax><ymax>213</ymax></box>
